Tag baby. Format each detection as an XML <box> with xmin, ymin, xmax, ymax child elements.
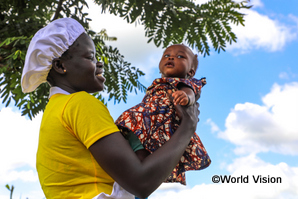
<box><xmin>116</xmin><ymin>44</ymin><xmax>211</xmax><ymax>185</ymax></box>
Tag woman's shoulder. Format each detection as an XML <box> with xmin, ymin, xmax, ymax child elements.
<box><xmin>64</xmin><ymin>91</ymin><xmax>110</xmax><ymax>118</ymax></box>
<box><xmin>68</xmin><ymin>91</ymin><xmax>105</xmax><ymax>107</ymax></box>
<box><xmin>71</xmin><ymin>91</ymin><xmax>95</xmax><ymax>100</ymax></box>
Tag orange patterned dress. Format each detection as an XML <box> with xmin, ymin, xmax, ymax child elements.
<box><xmin>115</xmin><ymin>77</ymin><xmax>211</xmax><ymax>185</ymax></box>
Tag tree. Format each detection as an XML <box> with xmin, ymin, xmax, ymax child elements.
<box><xmin>0</xmin><ymin>0</ymin><xmax>251</xmax><ymax>119</ymax></box>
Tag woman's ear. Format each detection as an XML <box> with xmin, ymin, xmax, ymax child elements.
<box><xmin>52</xmin><ymin>58</ymin><xmax>66</xmax><ymax>74</ymax></box>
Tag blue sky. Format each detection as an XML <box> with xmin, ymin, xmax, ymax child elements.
<box><xmin>0</xmin><ymin>0</ymin><xmax>298</xmax><ymax>198</ymax></box>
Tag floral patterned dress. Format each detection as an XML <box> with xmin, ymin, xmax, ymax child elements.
<box><xmin>115</xmin><ymin>77</ymin><xmax>211</xmax><ymax>185</ymax></box>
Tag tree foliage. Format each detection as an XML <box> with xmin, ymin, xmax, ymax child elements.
<box><xmin>0</xmin><ymin>0</ymin><xmax>251</xmax><ymax>119</ymax></box>
<box><xmin>96</xmin><ymin>0</ymin><xmax>251</xmax><ymax>56</ymax></box>
<box><xmin>0</xmin><ymin>0</ymin><xmax>146</xmax><ymax>119</ymax></box>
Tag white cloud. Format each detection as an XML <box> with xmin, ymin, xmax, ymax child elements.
<box><xmin>154</xmin><ymin>183</ymin><xmax>188</xmax><ymax>192</ymax></box>
<box><xmin>1</xmin><ymin>170</ymin><xmax>37</xmax><ymax>182</ymax></box>
<box><xmin>228</xmin><ymin>9</ymin><xmax>297</xmax><ymax>53</ymax></box>
<box><xmin>226</xmin><ymin>154</ymin><xmax>298</xmax><ymax>198</ymax></box>
<box><xmin>279</xmin><ymin>71</ymin><xmax>298</xmax><ymax>80</ymax></box>
<box><xmin>195</xmin><ymin>0</ymin><xmax>263</xmax><ymax>8</ymax></box>
<box><xmin>233</xmin><ymin>0</ymin><xmax>263</xmax><ymax>8</ymax></box>
<box><xmin>217</xmin><ymin>82</ymin><xmax>298</xmax><ymax>155</ymax></box>
<box><xmin>151</xmin><ymin>154</ymin><xmax>298</xmax><ymax>199</ymax></box>
<box><xmin>289</xmin><ymin>14</ymin><xmax>298</xmax><ymax>28</ymax></box>
<box><xmin>249</xmin><ymin>0</ymin><xmax>263</xmax><ymax>8</ymax></box>
<box><xmin>0</xmin><ymin>107</ymin><xmax>42</xmax><ymax>183</ymax></box>
<box><xmin>279</xmin><ymin>72</ymin><xmax>290</xmax><ymax>80</ymax></box>
<box><xmin>194</xmin><ymin>0</ymin><xmax>211</xmax><ymax>5</ymax></box>
<box><xmin>206</xmin><ymin>118</ymin><xmax>220</xmax><ymax>133</ymax></box>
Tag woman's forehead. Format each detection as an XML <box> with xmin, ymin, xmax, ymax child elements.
<box><xmin>69</xmin><ymin>33</ymin><xmax>95</xmax><ymax>52</ymax></box>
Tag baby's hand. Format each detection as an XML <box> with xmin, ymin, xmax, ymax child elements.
<box><xmin>172</xmin><ymin>90</ymin><xmax>189</xmax><ymax>106</ymax></box>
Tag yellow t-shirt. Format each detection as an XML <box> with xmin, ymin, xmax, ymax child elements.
<box><xmin>37</xmin><ymin>91</ymin><xmax>119</xmax><ymax>199</ymax></box>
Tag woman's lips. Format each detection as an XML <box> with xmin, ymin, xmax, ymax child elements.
<box><xmin>96</xmin><ymin>71</ymin><xmax>106</xmax><ymax>82</ymax></box>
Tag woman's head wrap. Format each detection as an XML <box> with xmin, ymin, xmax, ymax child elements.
<box><xmin>21</xmin><ymin>18</ymin><xmax>85</xmax><ymax>93</ymax></box>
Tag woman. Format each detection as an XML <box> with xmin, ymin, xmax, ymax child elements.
<box><xmin>21</xmin><ymin>18</ymin><xmax>200</xmax><ymax>199</ymax></box>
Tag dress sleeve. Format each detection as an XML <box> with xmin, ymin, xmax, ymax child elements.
<box><xmin>163</xmin><ymin>77</ymin><xmax>204</xmax><ymax>96</ymax></box>
<box><xmin>125</xmin><ymin>130</ymin><xmax>144</xmax><ymax>152</ymax></box>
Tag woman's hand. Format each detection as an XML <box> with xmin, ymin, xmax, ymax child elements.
<box><xmin>175</xmin><ymin>102</ymin><xmax>200</xmax><ymax>136</ymax></box>
<box><xmin>168</xmin><ymin>89</ymin><xmax>200</xmax><ymax>123</ymax></box>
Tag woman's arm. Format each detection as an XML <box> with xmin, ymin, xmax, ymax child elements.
<box><xmin>89</xmin><ymin>101</ymin><xmax>200</xmax><ymax>198</ymax></box>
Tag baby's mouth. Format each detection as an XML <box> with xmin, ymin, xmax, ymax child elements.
<box><xmin>165</xmin><ymin>61</ymin><xmax>174</xmax><ymax>67</ymax></box>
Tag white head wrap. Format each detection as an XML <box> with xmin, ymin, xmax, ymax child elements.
<box><xmin>21</xmin><ymin>18</ymin><xmax>85</xmax><ymax>93</ymax></box>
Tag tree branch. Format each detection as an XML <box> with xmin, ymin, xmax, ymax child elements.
<box><xmin>52</xmin><ymin>0</ymin><xmax>64</xmax><ymax>21</ymax></box>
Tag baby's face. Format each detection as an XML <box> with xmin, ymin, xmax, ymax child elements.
<box><xmin>159</xmin><ymin>44</ymin><xmax>194</xmax><ymax>78</ymax></box>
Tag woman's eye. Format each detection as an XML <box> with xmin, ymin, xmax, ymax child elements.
<box><xmin>87</xmin><ymin>56</ymin><xmax>95</xmax><ymax>61</ymax></box>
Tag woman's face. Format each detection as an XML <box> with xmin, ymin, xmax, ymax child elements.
<box><xmin>159</xmin><ymin>44</ymin><xmax>194</xmax><ymax>78</ymax></box>
<box><xmin>62</xmin><ymin>33</ymin><xmax>105</xmax><ymax>93</ymax></box>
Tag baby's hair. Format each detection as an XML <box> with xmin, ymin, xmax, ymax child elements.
<box><xmin>192</xmin><ymin>54</ymin><xmax>199</xmax><ymax>73</ymax></box>
<box><xmin>164</xmin><ymin>43</ymin><xmax>199</xmax><ymax>77</ymax></box>
<box><xmin>178</xmin><ymin>43</ymin><xmax>199</xmax><ymax>73</ymax></box>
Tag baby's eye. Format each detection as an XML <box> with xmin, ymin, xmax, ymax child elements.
<box><xmin>164</xmin><ymin>54</ymin><xmax>170</xmax><ymax>58</ymax></box>
<box><xmin>177</xmin><ymin>55</ymin><xmax>184</xmax><ymax>58</ymax></box>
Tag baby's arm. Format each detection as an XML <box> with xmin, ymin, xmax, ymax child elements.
<box><xmin>172</xmin><ymin>85</ymin><xmax>195</xmax><ymax>106</ymax></box>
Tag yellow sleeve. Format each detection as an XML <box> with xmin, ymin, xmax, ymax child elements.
<box><xmin>63</xmin><ymin>91</ymin><xmax>119</xmax><ymax>148</ymax></box>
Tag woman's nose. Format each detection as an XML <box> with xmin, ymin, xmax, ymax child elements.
<box><xmin>96</xmin><ymin>61</ymin><xmax>103</xmax><ymax>68</ymax></box>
